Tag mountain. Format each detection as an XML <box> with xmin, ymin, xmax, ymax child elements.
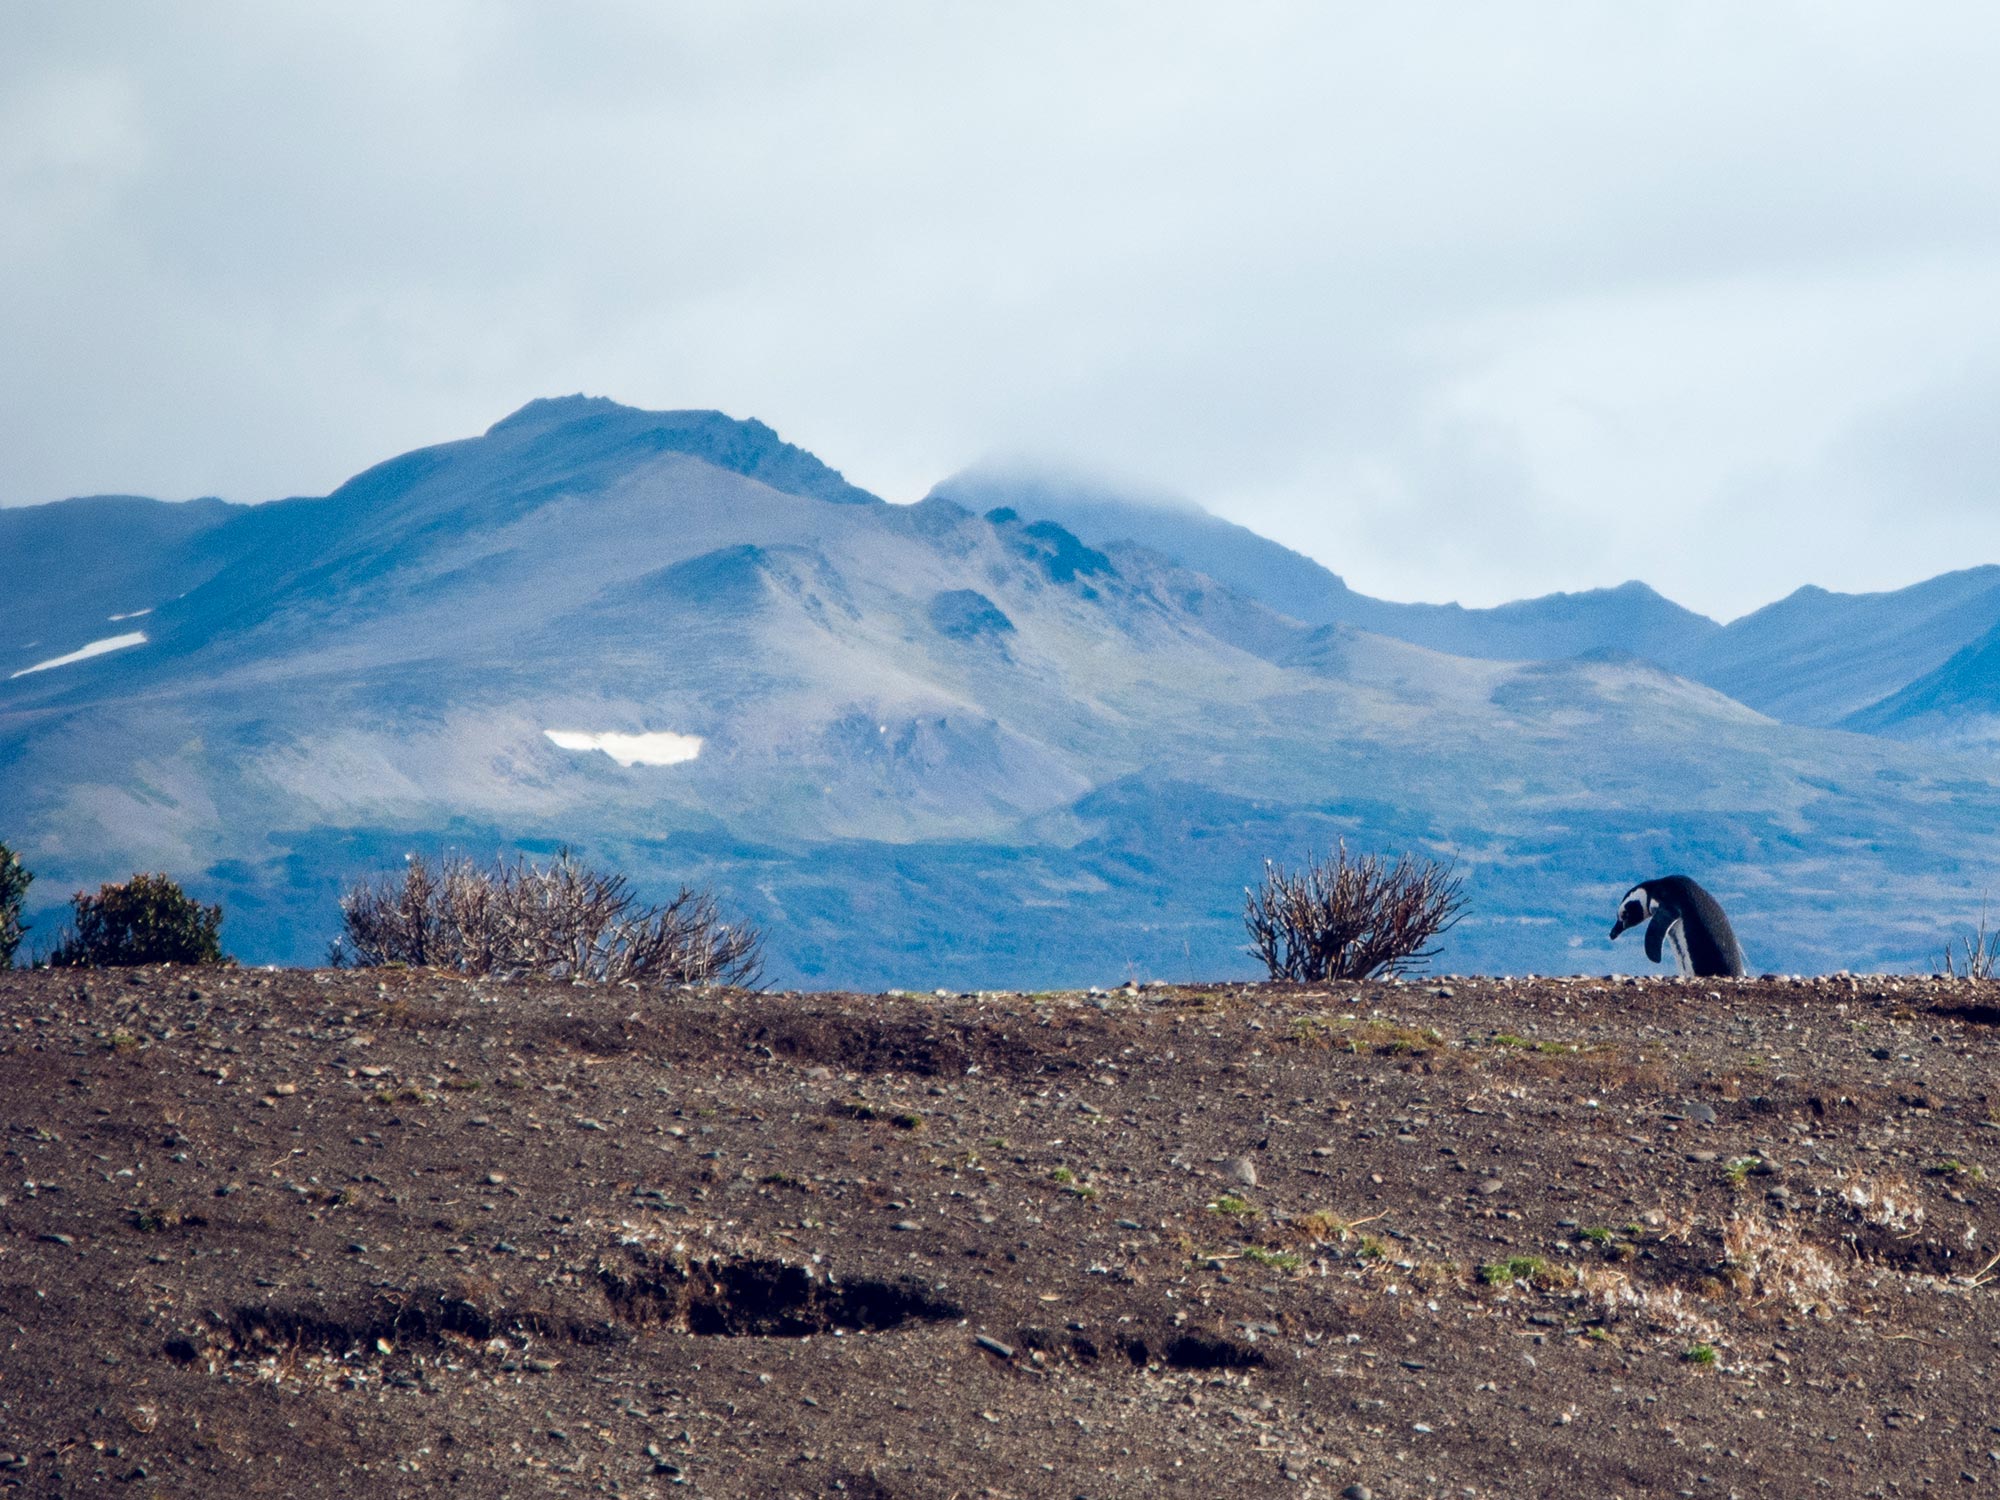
<box><xmin>2</xmin><ymin>493</ymin><xmax>250</xmax><ymax>680</ymax></box>
<box><xmin>929</xmin><ymin>464</ymin><xmax>1722</xmax><ymax>664</ymax></box>
<box><xmin>1843</xmin><ymin>615</ymin><xmax>2000</xmax><ymax>741</ymax></box>
<box><xmin>7</xmin><ymin>399</ymin><xmax>2000</xmax><ymax>986</ymax></box>
<box><xmin>1661</xmin><ymin>568</ymin><xmax>2000</xmax><ymax>728</ymax></box>
<box><xmin>934</xmin><ymin>466</ymin><xmax>2000</xmax><ymax>737</ymax></box>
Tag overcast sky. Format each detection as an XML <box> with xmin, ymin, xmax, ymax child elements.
<box><xmin>4</xmin><ymin>4</ymin><xmax>1998</xmax><ymax>620</ymax></box>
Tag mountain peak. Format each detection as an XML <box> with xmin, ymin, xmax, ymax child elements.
<box><xmin>485</xmin><ymin>394</ymin><xmax>635</xmax><ymax>436</ymax></box>
<box><xmin>479</xmin><ymin>397</ymin><xmax>881</xmax><ymax>507</ymax></box>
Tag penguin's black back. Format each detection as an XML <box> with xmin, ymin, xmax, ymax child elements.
<box><xmin>1649</xmin><ymin>875</ymin><xmax>1747</xmax><ymax>977</ymax></box>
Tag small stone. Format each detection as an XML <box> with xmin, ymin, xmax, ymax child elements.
<box><xmin>1688</xmin><ymin>1150</ymin><xmax>1720</xmax><ymax>1163</ymax></box>
<box><xmin>483</xmin><ymin>1171</ymin><xmax>506</xmax><ymax>1186</ymax></box>
<box><xmin>574</xmin><ymin>1117</ymin><xmax>606</xmax><ymax>1131</ymax></box>
<box><xmin>975</xmin><ymin>1335</ymin><xmax>1016</xmax><ymax>1359</ymax></box>
<box><xmin>891</xmin><ymin>1220</ymin><xmax>920</xmax><ymax>1232</ymax></box>
<box><xmin>271</xmin><ymin>1082</ymin><xmax>298</xmax><ymax>1096</ymax></box>
<box><xmin>1225</xmin><ymin>1156</ymin><xmax>1259</xmax><ymax>1188</ymax></box>
<box><xmin>39</xmin><ymin>1232</ymin><xmax>74</xmax><ymax>1247</ymax></box>
<box><xmin>803</xmin><ymin>1065</ymin><xmax>832</xmax><ymax>1080</ymax></box>
<box><xmin>1475</xmin><ymin>1178</ymin><xmax>1504</xmax><ymax>1196</ymax></box>
<box><xmin>1684</xmin><ymin>1101</ymin><xmax>1717</xmax><ymax>1124</ymax></box>
<box><xmin>1342</xmin><ymin>1486</ymin><xmax>1374</xmax><ymax>1500</ymax></box>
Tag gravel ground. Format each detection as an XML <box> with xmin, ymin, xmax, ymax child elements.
<box><xmin>3</xmin><ymin>965</ymin><xmax>1999</xmax><ymax>1497</ymax></box>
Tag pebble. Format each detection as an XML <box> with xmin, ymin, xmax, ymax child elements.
<box><xmin>39</xmin><ymin>1232</ymin><xmax>74</xmax><ymax>1247</ymax></box>
<box><xmin>575</xmin><ymin>1117</ymin><xmax>607</xmax><ymax>1131</ymax></box>
<box><xmin>1684</xmin><ymin>1101</ymin><xmax>1717</xmax><ymax>1124</ymax></box>
<box><xmin>891</xmin><ymin>1220</ymin><xmax>920</xmax><ymax>1232</ymax></box>
<box><xmin>1475</xmin><ymin>1178</ymin><xmax>1504</xmax><ymax>1196</ymax></box>
<box><xmin>1225</xmin><ymin>1156</ymin><xmax>1259</xmax><ymax>1188</ymax></box>
<box><xmin>1688</xmin><ymin>1150</ymin><xmax>1720</xmax><ymax>1163</ymax></box>
<box><xmin>1342</xmin><ymin>1486</ymin><xmax>1374</xmax><ymax>1500</ymax></box>
<box><xmin>270</xmin><ymin>1082</ymin><xmax>298</xmax><ymax>1096</ymax></box>
<box><xmin>975</xmin><ymin>1335</ymin><xmax>1015</xmax><ymax>1359</ymax></box>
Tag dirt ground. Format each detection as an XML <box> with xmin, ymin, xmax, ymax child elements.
<box><xmin>3</xmin><ymin>964</ymin><xmax>1999</xmax><ymax>1498</ymax></box>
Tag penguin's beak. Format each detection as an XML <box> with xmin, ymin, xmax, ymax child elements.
<box><xmin>1609</xmin><ymin>910</ymin><xmax>1635</xmax><ymax>940</ymax></box>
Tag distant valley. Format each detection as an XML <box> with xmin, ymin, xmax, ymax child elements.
<box><xmin>6</xmin><ymin>398</ymin><xmax>2000</xmax><ymax>987</ymax></box>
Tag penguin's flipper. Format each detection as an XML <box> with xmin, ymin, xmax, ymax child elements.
<box><xmin>1644</xmin><ymin>907</ymin><xmax>1675</xmax><ymax>964</ymax></box>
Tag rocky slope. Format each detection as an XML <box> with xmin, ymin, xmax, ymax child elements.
<box><xmin>4</xmin><ymin>965</ymin><xmax>1999</xmax><ymax>1496</ymax></box>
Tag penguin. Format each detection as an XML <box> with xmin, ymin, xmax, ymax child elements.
<box><xmin>1609</xmin><ymin>875</ymin><xmax>1747</xmax><ymax>978</ymax></box>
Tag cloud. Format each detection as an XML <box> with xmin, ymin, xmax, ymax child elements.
<box><xmin>2</xmin><ymin>3</ymin><xmax>1998</xmax><ymax>619</ymax></box>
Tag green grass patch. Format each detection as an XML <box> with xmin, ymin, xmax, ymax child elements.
<box><xmin>1479</xmin><ymin>1254</ymin><xmax>1545</xmax><ymax>1286</ymax></box>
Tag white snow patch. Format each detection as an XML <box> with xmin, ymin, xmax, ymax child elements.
<box><xmin>108</xmin><ymin>607</ymin><xmax>153</xmax><ymax>621</ymax></box>
<box><xmin>10</xmin><ymin>631</ymin><xmax>148</xmax><ymax>678</ymax></box>
<box><xmin>544</xmin><ymin>728</ymin><xmax>703</xmax><ymax>767</ymax></box>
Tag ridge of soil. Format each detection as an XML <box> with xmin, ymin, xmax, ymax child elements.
<box><xmin>3</xmin><ymin>966</ymin><xmax>1999</xmax><ymax>1497</ymax></box>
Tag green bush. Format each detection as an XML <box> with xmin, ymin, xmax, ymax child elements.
<box><xmin>49</xmin><ymin>873</ymin><xmax>226</xmax><ymax>967</ymax></box>
<box><xmin>0</xmin><ymin>843</ymin><xmax>30</xmax><ymax>968</ymax></box>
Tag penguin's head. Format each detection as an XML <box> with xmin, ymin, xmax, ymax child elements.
<box><xmin>1609</xmin><ymin>883</ymin><xmax>1655</xmax><ymax>941</ymax></box>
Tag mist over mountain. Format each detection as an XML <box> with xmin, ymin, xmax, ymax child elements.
<box><xmin>930</xmin><ymin>464</ymin><xmax>1724</xmax><ymax>664</ymax></box>
<box><xmin>6</xmin><ymin>399</ymin><xmax>2000</xmax><ymax>986</ymax></box>
<box><xmin>941</xmin><ymin>464</ymin><xmax>2000</xmax><ymax>733</ymax></box>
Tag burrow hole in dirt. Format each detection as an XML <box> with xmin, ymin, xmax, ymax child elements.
<box><xmin>1111</xmin><ymin>1332</ymin><xmax>1265</xmax><ymax>1372</ymax></box>
<box><xmin>602</xmin><ymin>1253</ymin><xmax>964</xmax><ymax>1338</ymax></box>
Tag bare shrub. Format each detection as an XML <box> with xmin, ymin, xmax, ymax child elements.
<box><xmin>333</xmin><ymin>849</ymin><xmax>763</xmax><ymax>990</ymax></box>
<box><xmin>1244</xmin><ymin>842</ymin><xmax>1465</xmax><ymax>982</ymax></box>
<box><xmin>1941</xmin><ymin>895</ymin><xmax>1998</xmax><ymax>979</ymax></box>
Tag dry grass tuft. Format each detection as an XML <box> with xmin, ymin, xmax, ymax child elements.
<box><xmin>1840</xmin><ymin>1173</ymin><xmax>1926</xmax><ymax>1234</ymax></box>
<box><xmin>1718</xmin><ymin>1214</ymin><xmax>1843</xmax><ymax>1310</ymax></box>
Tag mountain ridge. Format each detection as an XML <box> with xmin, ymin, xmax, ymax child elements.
<box><xmin>7</xmin><ymin>397</ymin><xmax>2000</xmax><ymax>986</ymax></box>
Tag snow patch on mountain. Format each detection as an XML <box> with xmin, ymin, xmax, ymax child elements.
<box><xmin>9</xmin><ymin>631</ymin><xmax>147</xmax><ymax>678</ymax></box>
<box><xmin>544</xmin><ymin>728</ymin><xmax>703</xmax><ymax>767</ymax></box>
